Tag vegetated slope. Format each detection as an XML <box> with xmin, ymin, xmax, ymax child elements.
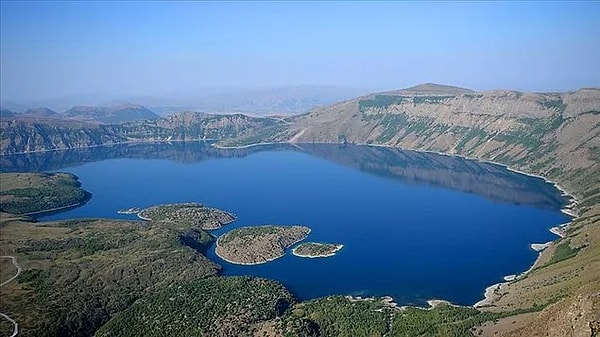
<box><xmin>277</xmin><ymin>296</ymin><xmax>513</xmax><ymax>337</ymax></box>
<box><xmin>0</xmin><ymin>215</ymin><xmax>221</xmax><ymax>337</ymax></box>
<box><xmin>96</xmin><ymin>276</ymin><xmax>294</xmax><ymax>337</ymax></box>
<box><xmin>0</xmin><ymin>172</ymin><xmax>90</xmax><ymax>214</ymax></box>
<box><xmin>63</xmin><ymin>104</ymin><xmax>159</xmax><ymax>124</ymax></box>
<box><xmin>0</xmin><ymin>112</ymin><xmax>287</xmax><ymax>155</ymax></box>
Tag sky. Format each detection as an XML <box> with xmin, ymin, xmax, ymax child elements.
<box><xmin>1</xmin><ymin>1</ymin><xmax>599</xmax><ymax>101</ymax></box>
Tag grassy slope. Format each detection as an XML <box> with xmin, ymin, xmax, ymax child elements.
<box><xmin>0</xmin><ymin>172</ymin><xmax>91</xmax><ymax>214</ymax></box>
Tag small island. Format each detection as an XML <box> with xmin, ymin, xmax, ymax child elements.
<box><xmin>216</xmin><ymin>225</ymin><xmax>311</xmax><ymax>265</ymax></box>
<box><xmin>292</xmin><ymin>242</ymin><xmax>344</xmax><ymax>258</ymax></box>
<box><xmin>117</xmin><ymin>207</ymin><xmax>141</xmax><ymax>215</ymax></box>
<box><xmin>137</xmin><ymin>202</ymin><xmax>236</xmax><ymax>230</ymax></box>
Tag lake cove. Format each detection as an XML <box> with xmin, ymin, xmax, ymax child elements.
<box><xmin>7</xmin><ymin>142</ymin><xmax>570</xmax><ymax>306</ymax></box>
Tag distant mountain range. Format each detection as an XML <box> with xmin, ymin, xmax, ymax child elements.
<box><xmin>1</xmin><ymin>104</ymin><xmax>160</xmax><ymax>124</ymax></box>
<box><xmin>168</xmin><ymin>85</ymin><xmax>368</xmax><ymax>116</ymax></box>
<box><xmin>0</xmin><ymin>85</ymin><xmax>369</xmax><ymax>117</ymax></box>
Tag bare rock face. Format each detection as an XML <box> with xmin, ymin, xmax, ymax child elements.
<box><xmin>496</xmin><ymin>293</ymin><xmax>600</xmax><ymax>337</ymax></box>
<box><xmin>215</xmin><ymin>225</ymin><xmax>310</xmax><ymax>265</ymax></box>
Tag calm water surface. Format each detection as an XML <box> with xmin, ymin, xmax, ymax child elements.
<box><xmin>8</xmin><ymin>143</ymin><xmax>569</xmax><ymax>306</ymax></box>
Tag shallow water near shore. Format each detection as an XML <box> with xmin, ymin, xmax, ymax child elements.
<box><xmin>10</xmin><ymin>142</ymin><xmax>570</xmax><ymax>306</ymax></box>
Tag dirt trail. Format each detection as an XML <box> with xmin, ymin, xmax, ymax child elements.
<box><xmin>1</xmin><ymin>256</ymin><xmax>20</xmax><ymax>337</ymax></box>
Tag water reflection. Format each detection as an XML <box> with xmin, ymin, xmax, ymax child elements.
<box><xmin>0</xmin><ymin>142</ymin><xmax>567</xmax><ymax>211</ymax></box>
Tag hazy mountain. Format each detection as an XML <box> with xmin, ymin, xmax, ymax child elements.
<box><xmin>22</xmin><ymin>107</ymin><xmax>62</xmax><ymax>118</ymax></box>
<box><xmin>64</xmin><ymin>104</ymin><xmax>159</xmax><ymax>124</ymax></box>
<box><xmin>1</xmin><ymin>86</ymin><xmax>370</xmax><ymax>117</ymax></box>
<box><xmin>178</xmin><ymin>85</ymin><xmax>369</xmax><ymax>116</ymax></box>
<box><xmin>384</xmin><ymin>83</ymin><xmax>475</xmax><ymax>95</ymax></box>
<box><xmin>0</xmin><ymin>109</ymin><xmax>16</xmax><ymax>119</ymax></box>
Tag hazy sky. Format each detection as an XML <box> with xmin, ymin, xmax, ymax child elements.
<box><xmin>1</xmin><ymin>1</ymin><xmax>599</xmax><ymax>101</ymax></box>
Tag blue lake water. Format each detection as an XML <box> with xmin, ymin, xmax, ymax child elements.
<box><xmin>7</xmin><ymin>143</ymin><xmax>570</xmax><ymax>306</ymax></box>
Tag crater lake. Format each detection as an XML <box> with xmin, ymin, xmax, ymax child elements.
<box><xmin>1</xmin><ymin>142</ymin><xmax>572</xmax><ymax>306</ymax></box>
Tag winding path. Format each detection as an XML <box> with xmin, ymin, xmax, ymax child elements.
<box><xmin>0</xmin><ymin>256</ymin><xmax>20</xmax><ymax>337</ymax></box>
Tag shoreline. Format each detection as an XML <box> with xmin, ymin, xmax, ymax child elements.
<box><xmin>474</xmin><ymin>217</ymin><xmax>571</xmax><ymax>308</ymax></box>
<box><xmin>214</xmin><ymin>228</ymin><xmax>311</xmax><ymax>265</ymax></box>
<box><xmin>346</xmin><ymin>295</ymin><xmax>461</xmax><ymax>312</ymax></box>
<box><xmin>292</xmin><ymin>244</ymin><xmax>344</xmax><ymax>258</ymax></box>
<box><xmin>137</xmin><ymin>212</ymin><xmax>152</xmax><ymax>221</ymax></box>
<box><xmin>212</xmin><ymin>142</ymin><xmax>279</xmax><ymax>150</ymax></box>
<box><xmin>23</xmin><ymin>200</ymin><xmax>87</xmax><ymax>216</ymax></box>
<box><xmin>212</xmin><ymin>140</ymin><xmax>578</xmax><ymax>214</ymax></box>
<box><xmin>0</xmin><ymin>139</ymin><xmax>222</xmax><ymax>156</ymax></box>
<box><xmin>277</xmin><ymin>140</ymin><xmax>579</xmax><ymax>308</ymax></box>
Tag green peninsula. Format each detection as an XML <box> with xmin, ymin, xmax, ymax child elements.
<box><xmin>0</xmin><ymin>172</ymin><xmax>90</xmax><ymax>215</ymax></box>
<box><xmin>293</xmin><ymin>242</ymin><xmax>344</xmax><ymax>258</ymax></box>
<box><xmin>216</xmin><ymin>225</ymin><xmax>311</xmax><ymax>265</ymax></box>
<box><xmin>137</xmin><ymin>202</ymin><xmax>236</xmax><ymax>230</ymax></box>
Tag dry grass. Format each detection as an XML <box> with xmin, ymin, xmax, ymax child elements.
<box><xmin>0</xmin><ymin>173</ymin><xmax>58</xmax><ymax>192</ymax></box>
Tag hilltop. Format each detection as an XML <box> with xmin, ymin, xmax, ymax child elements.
<box><xmin>385</xmin><ymin>83</ymin><xmax>475</xmax><ymax>95</ymax></box>
<box><xmin>64</xmin><ymin>103</ymin><xmax>159</xmax><ymax>124</ymax></box>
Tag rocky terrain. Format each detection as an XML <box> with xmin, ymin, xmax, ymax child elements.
<box><xmin>216</xmin><ymin>225</ymin><xmax>311</xmax><ymax>265</ymax></box>
<box><xmin>137</xmin><ymin>202</ymin><xmax>236</xmax><ymax>230</ymax></box>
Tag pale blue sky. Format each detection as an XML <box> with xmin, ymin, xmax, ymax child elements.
<box><xmin>1</xmin><ymin>1</ymin><xmax>599</xmax><ymax>100</ymax></box>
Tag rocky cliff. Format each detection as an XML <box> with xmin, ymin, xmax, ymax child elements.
<box><xmin>0</xmin><ymin>112</ymin><xmax>286</xmax><ymax>155</ymax></box>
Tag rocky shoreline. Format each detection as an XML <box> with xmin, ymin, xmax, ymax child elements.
<box><xmin>292</xmin><ymin>242</ymin><xmax>344</xmax><ymax>258</ymax></box>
